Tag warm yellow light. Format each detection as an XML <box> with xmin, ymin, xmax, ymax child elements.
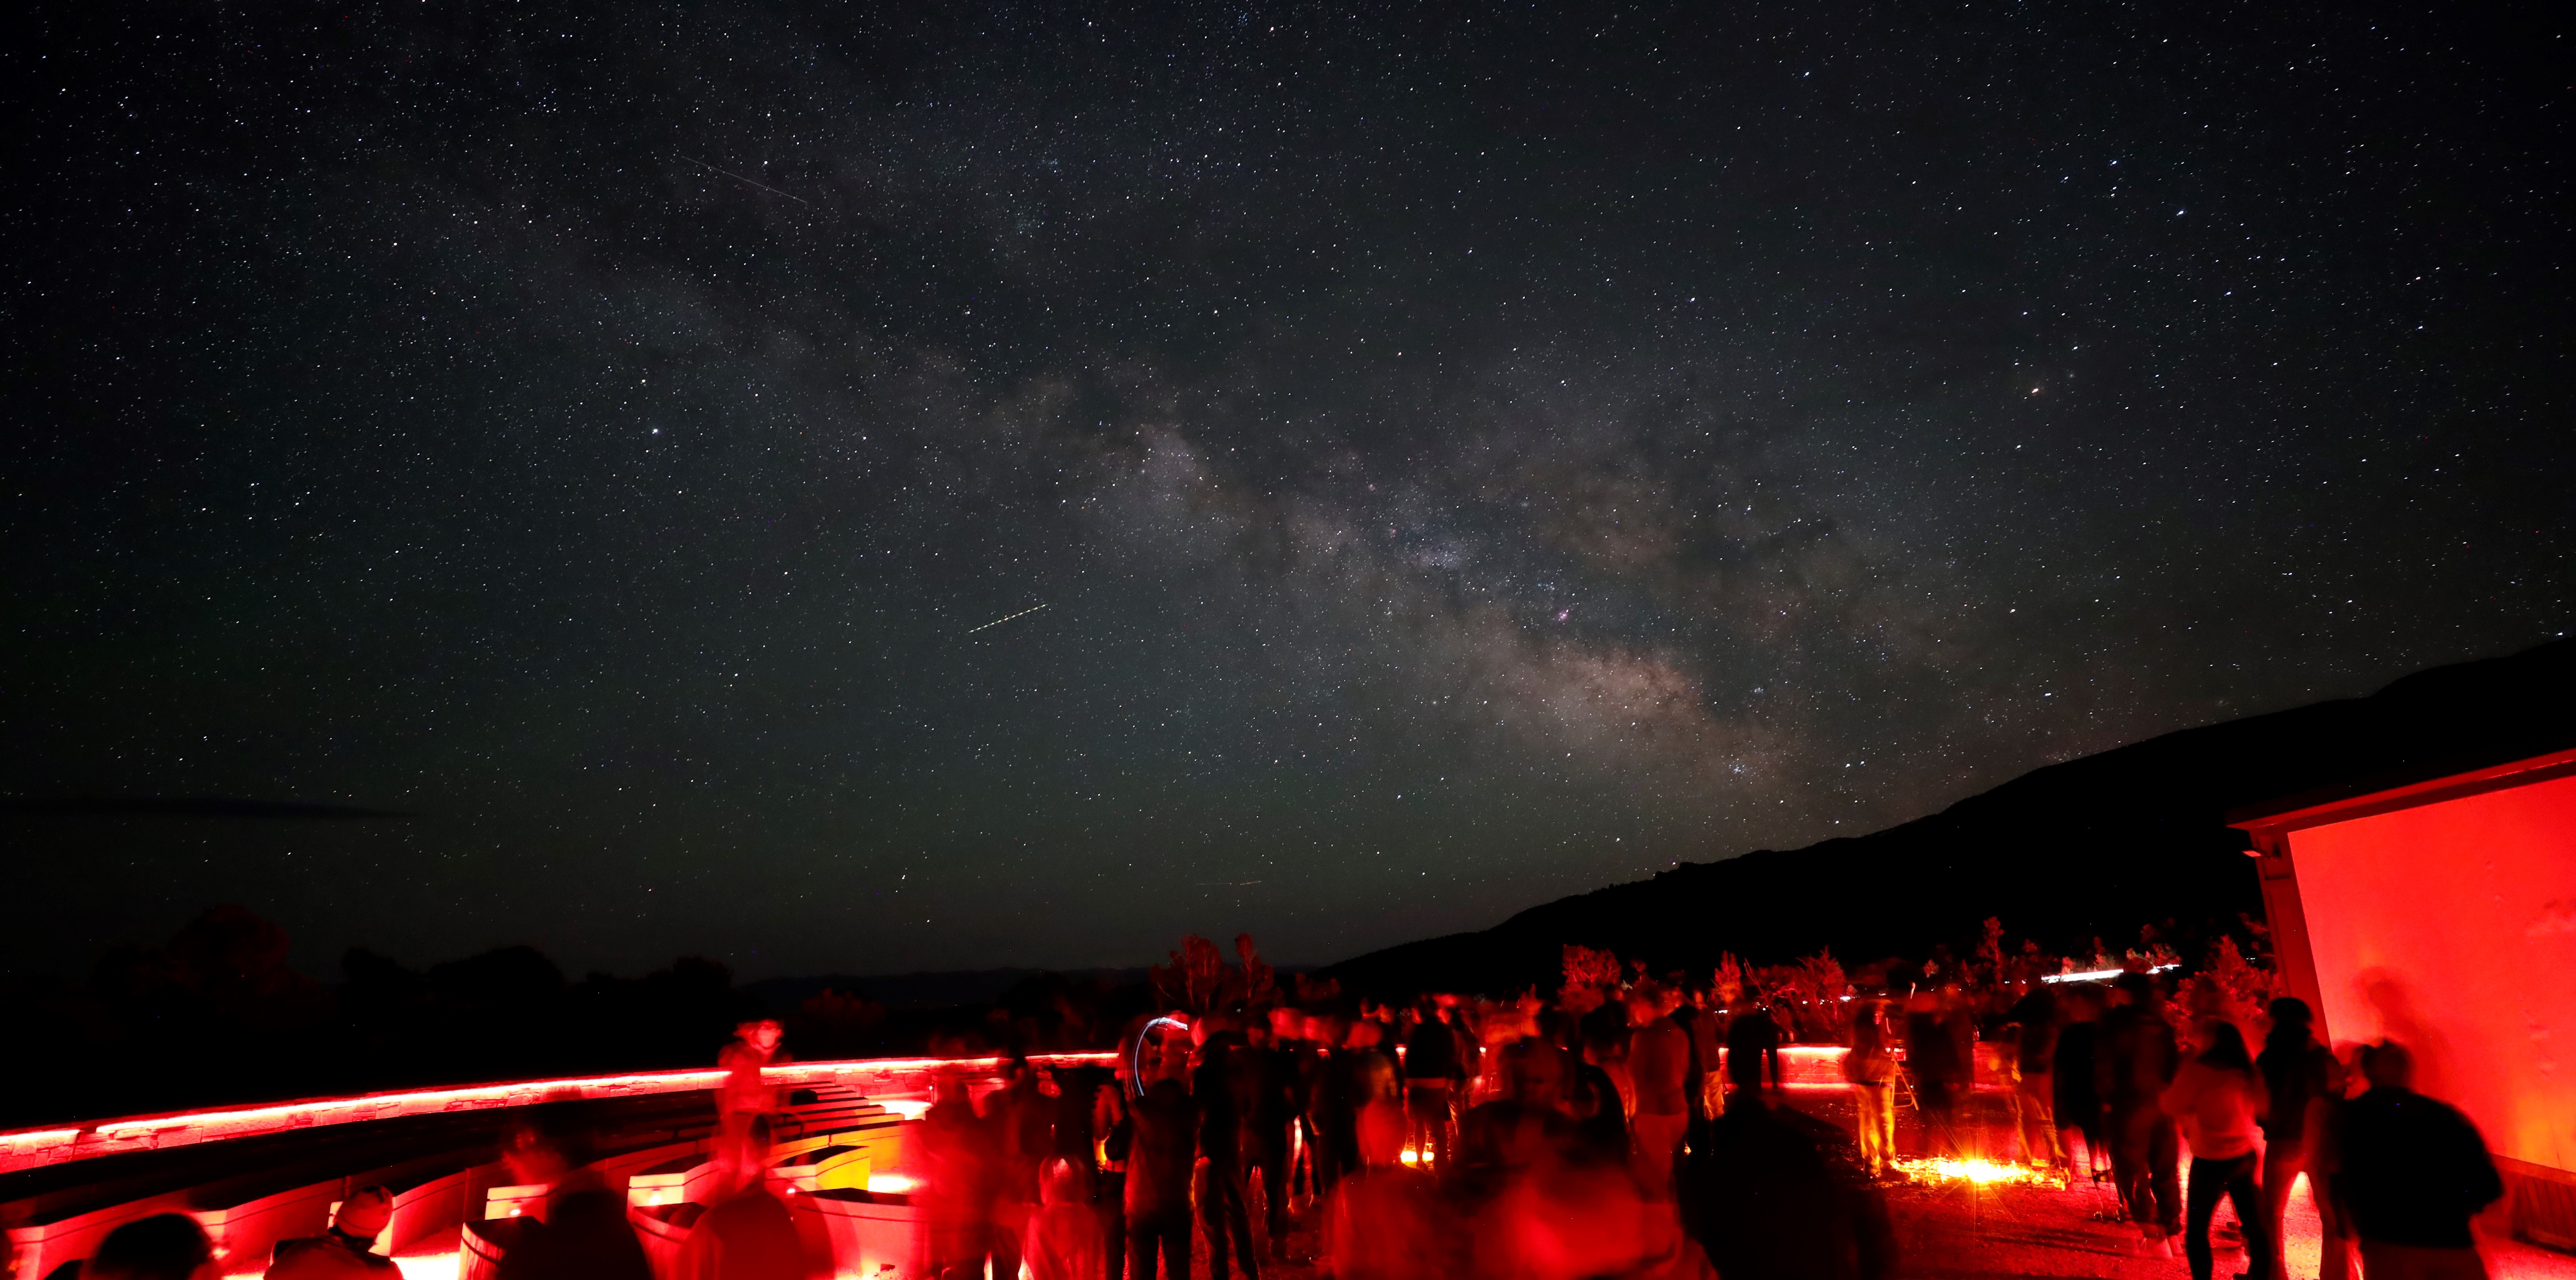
<box><xmin>393</xmin><ymin>1255</ymin><xmax>462</xmax><ymax>1280</ymax></box>
<box><xmin>1890</xmin><ymin>1157</ymin><xmax>2057</xmax><ymax>1186</ymax></box>
<box><xmin>864</xmin><ymin>1173</ymin><xmax>918</xmax><ymax>1194</ymax></box>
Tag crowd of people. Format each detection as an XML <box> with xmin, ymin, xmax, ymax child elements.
<box><xmin>53</xmin><ymin>966</ymin><xmax>2510</xmax><ymax>1280</ymax></box>
<box><xmin>955</xmin><ymin>981</ymin><xmax>1897</xmax><ymax>1280</ymax></box>
<box><xmin>1871</xmin><ymin>967</ymin><xmax>2506</xmax><ymax>1280</ymax></box>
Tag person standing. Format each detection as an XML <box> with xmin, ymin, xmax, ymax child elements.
<box><xmin>716</xmin><ymin>1020</ymin><xmax>787</xmax><ymax>1153</ymax></box>
<box><xmin>917</xmin><ymin>1073</ymin><xmax>999</xmax><ymax>1280</ymax></box>
<box><xmin>1307</xmin><ymin>1014</ymin><xmax>1359</xmax><ymax>1202</ymax></box>
<box><xmin>1125</xmin><ymin>1073</ymin><xmax>1197</xmax><ymax>1280</ymax></box>
<box><xmin>2100</xmin><ymin>971</ymin><xmax>2182</xmax><ymax>1256</ymax></box>
<box><xmin>1240</xmin><ymin>1012</ymin><xmax>1303</xmax><ymax>1259</ymax></box>
<box><xmin>1194</xmin><ymin>1026</ymin><xmax>1261</xmax><ymax>1280</ymax></box>
<box><xmin>1902</xmin><ymin>989</ymin><xmax>1962</xmax><ymax>1155</ymax></box>
<box><xmin>1401</xmin><ymin>1003</ymin><xmax>1460</xmax><ymax>1172</ymax></box>
<box><xmin>1726</xmin><ymin>1001</ymin><xmax>1784</xmax><ymax>1100</ymax></box>
<box><xmin>981</xmin><ymin>1059</ymin><xmax>1052</xmax><ymax>1280</ymax></box>
<box><xmin>2256</xmin><ymin>998</ymin><xmax>2347</xmax><ymax>1280</ymax></box>
<box><xmin>2050</xmin><ymin>986</ymin><xmax>2106</xmax><ymax>1178</ymax></box>
<box><xmin>1625</xmin><ymin>986</ymin><xmax>1692</xmax><ymax>1198</ymax></box>
<box><xmin>1323</xmin><ymin>1102</ymin><xmax>1446</xmax><ymax>1280</ymax></box>
<box><xmin>1675</xmin><ymin>992</ymin><xmax>1723</xmax><ymax>1137</ymax></box>
<box><xmin>2326</xmin><ymin>1041</ymin><xmax>2503</xmax><ymax>1280</ymax></box>
<box><xmin>2162</xmin><ymin>1021</ymin><xmax>2272</xmax><ymax>1280</ymax></box>
<box><xmin>1571</xmin><ymin>1019</ymin><xmax>1633</xmax><ymax>1167</ymax></box>
<box><xmin>1096</xmin><ymin>1066</ymin><xmax>1133</xmax><ymax>1280</ymax></box>
<box><xmin>1845</xmin><ymin>997</ymin><xmax>1898</xmax><ymax>1179</ymax></box>
<box><xmin>2004</xmin><ymin>982</ymin><xmax>2062</xmax><ymax>1170</ymax></box>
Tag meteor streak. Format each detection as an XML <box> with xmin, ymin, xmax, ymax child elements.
<box><xmin>678</xmin><ymin>154</ymin><xmax>813</xmax><ymax>206</ymax></box>
<box><xmin>964</xmin><ymin>603</ymin><xmax>1049</xmax><ymax>635</ymax></box>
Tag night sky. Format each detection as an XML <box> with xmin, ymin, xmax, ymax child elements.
<box><xmin>3</xmin><ymin>1</ymin><xmax>2568</xmax><ymax>981</ymax></box>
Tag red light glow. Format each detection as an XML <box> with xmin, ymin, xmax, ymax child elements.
<box><xmin>2285</xmin><ymin>769</ymin><xmax>2576</xmax><ymax>1175</ymax></box>
<box><xmin>0</xmin><ymin>1052</ymin><xmax>1114</xmax><ymax>1176</ymax></box>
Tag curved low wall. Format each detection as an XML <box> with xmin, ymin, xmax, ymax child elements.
<box><xmin>0</xmin><ymin>1053</ymin><xmax>1114</xmax><ymax>1178</ymax></box>
<box><xmin>0</xmin><ymin>1053</ymin><xmax>1113</xmax><ymax>1280</ymax></box>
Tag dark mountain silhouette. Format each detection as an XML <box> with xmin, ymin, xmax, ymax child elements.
<box><xmin>1322</xmin><ymin>637</ymin><xmax>2576</xmax><ymax>998</ymax></box>
<box><xmin>746</xmin><ymin>966</ymin><xmax>1153</xmax><ymax>1011</ymax></box>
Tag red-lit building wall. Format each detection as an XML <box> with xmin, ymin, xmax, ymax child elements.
<box><xmin>2285</xmin><ymin>770</ymin><xmax>2576</xmax><ymax>1175</ymax></box>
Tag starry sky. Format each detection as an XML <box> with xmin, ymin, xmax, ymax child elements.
<box><xmin>3</xmin><ymin>0</ymin><xmax>2568</xmax><ymax>981</ymax></box>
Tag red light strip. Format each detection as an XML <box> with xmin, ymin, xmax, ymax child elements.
<box><xmin>0</xmin><ymin>1053</ymin><xmax>1114</xmax><ymax>1176</ymax></box>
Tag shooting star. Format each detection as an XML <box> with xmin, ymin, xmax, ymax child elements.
<box><xmin>679</xmin><ymin>154</ymin><xmax>813</xmax><ymax>206</ymax></box>
<box><xmin>964</xmin><ymin>603</ymin><xmax>1049</xmax><ymax>636</ymax></box>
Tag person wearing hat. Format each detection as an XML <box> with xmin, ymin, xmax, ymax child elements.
<box><xmin>265</xmin><ymin>1185</ymin><xmax>400</xmax><ymax>1278</ymax></box>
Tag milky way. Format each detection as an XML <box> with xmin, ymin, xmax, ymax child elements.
<box><xmin>3</xmin><ymin>0</ymin><xmax>2567</xmax><ymax>977</ymax></box>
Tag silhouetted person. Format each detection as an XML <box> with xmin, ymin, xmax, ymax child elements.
<box><xmin>918</xmin><ymin>1071</ymin><xmax>999</xmax><ymax>1280</ymax></box>
<box><xmin>90</xmin><ymin>1214</ymin><xmax>219</xmax><ymax>1280</ymax></box>
<box><xmin>1580</xmin><ymin>999</ymin><xmax>1634</xmax><ymax>1110</ymax></box>
<box><xmin>1056</xmin><ymin>1064</ymin><xmax>1109</xmax><ymax>1176</ymax></box>
<box><xmin>1126</xmin><ymin>1074</ymin><xmax>1197</xmax><ymax>1280</ymax></box>
<box><xmin>1338</xmin><ymin>1018</ymin><xmax>1402</xmax><ymax>1183</ymax></box>
<box><xmin>2100</xmin><ymin>971</ymin><xmax>2182</xmax><ymax>1255</ymax></box>
<box><xmin>1902</xmin><ymin>989</ymin><xmax>1963</xmax><ymax>1155</ymax></box>
<box><xmin>1672</xmin><ymin>995</ymin><xmax>1721</xmax><ymax>1137</ymax></box>
<box><xmin>1725</xmin><ymin>1003</ymin><xmax>1783</xmax><ymax>1097</ymax></box>
<box><xmin>2328</xmin><ymin>1041</ymin><xmax>2502</xmax><ymax>1280</ymax></box>
<box><xmin>1402</xmin><ymin>1002</ymin><xmax>1461</xmax><ymax>1171</ymax></box>
<box><xmin>2164</xmin><ymin>1021</ymin><xmax>2272</xmax><ymax>1280</ymax></box>
<box><xmin>1240</xmin><ymin>1014</ymin><xmax>1302</xmax><ymax>1257</ymax></box>
<box><xmin>495</xmin><ymin>1100</ymin><xmax>654</xmax><ymax>1280</ymax></box>
<box><xmin>983</xmin><ymin>1058</ymin><xmax>1053</xmax><ymax>1280</ymax></box>
<box><xmin>1285</xmin><ymin>1012</ymin><xmax>1332</xmax><ymax>1205</ymax></box>
<box><xmin>1626</xmin><ymin>987</ymin><xmax>1691</xmax><ymax>1198</ymax></box>
<box><xmin>1572</xmin><ymin>1020</ymin><xmax>1631</xmax><ymax>1165</ymax></box>
<box><xmin>1308</xmin><ymin>1014</ymin><xmax>1360</xmax><ymax>1199</ymax></box>
<box><xmin>1026</xmin><ymin>1157</ymin><xmax>1110</xmax><ymax>1280</ymax></box>
<box><xmin>1843</xmin><ymin>998</ymin><xmax>1896</xmax><ymax>1179</ymax></box>
<box><xmin>266</xmin><ymin>1184</ymin><xmax>399</xmax><ymax>1278</ymax></box>
<box><xmin>1681</xmin><ymin>1101</ymin><xmax>1896</xmax><ymax>1280</ymax></box>
<box><xmin>1326</xmin><ymin>1101</ymin><xmax>1448</xmax><ymax>1280</ymax></box>
<box><xmin>2004</xmin><ymin>982</ymin><xmax>2062</xmax><ymax>1169</ymax></box>
<box><xmin>1097</xmin><ymin>1064</ymin><xmax>1133</xmax><ymax>1280</ymax></box>
<box><xmin>1457</xmin><ymin>1041</ymin><xmax>1578</xmax><ymax>1193</ymax></box>
<box><xmin>2051</xmin><ymin>986</ymin><xmax>2106</xmax><ymax>1177</ymax></box>
<box><xmin>2257</xmin><ymin>997</ymin><xmax>2347</xmax><ymax>1280</ymax></box>
<box><xmin>1194</xmin><ymin>1026</ymin><xmax>1260</xmax><ymax>1280</ymax></box>
<box><xmin>1474</xmin><ymin>1143</ymin><xmax>1712</xmax><ymax>1280</ymax></box>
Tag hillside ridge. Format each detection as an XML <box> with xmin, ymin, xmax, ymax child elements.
<box><xmin>1322</xmin><ymin>637</ymin><xmax>2576</xmax><ymax>996</ymax></box>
